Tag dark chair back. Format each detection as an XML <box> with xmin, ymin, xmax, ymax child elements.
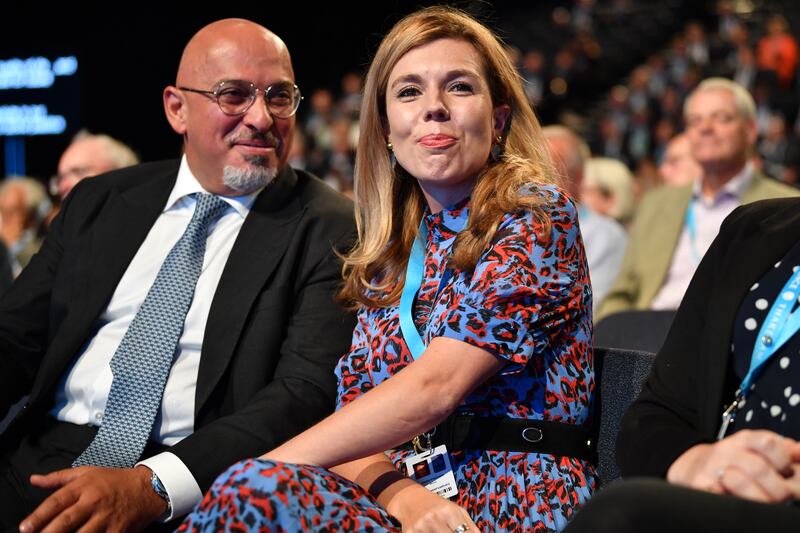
<box><xmin>594</xmin><ymin>310</ymin><xmax>676</xmax><ymax>353</ymax></box>
<box><xmin>593</xmin><ymin>347</ymin><xmax>656</xmax><ymax>486</ymax></box>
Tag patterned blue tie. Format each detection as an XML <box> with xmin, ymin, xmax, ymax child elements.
<box><xmin>73</xmin><ymin>193</ymin><xmax>230</xmax><ymax>468</ymax></box>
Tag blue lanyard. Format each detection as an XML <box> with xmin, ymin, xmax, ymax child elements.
<box><xmin>684</xmin><ymin>200</ymin><xmax>702</xmax><ymax>264</ymax></box>
<box><xmin>398</xmin><ymin>218</ymin><xmax>456</xmax><ymax>360</ymax></box>
<box><xmin>718</xmin><ymin>266</ymin><xmax>800</xmax><ymax>439</ymax></box>
<box><xmin>742</xmin><ymin>267</ymin><xmax>800</xmax><ymax>394</ymax></box>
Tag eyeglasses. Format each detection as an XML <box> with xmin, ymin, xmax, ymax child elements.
<box><xmin>685</xmin><ymin>110</ymin><xmax>739</xmax><ymax>129</ymax></box>
<box><xmin>178</xmin><ymin>80</ymin><xmax>303</xmax><ymax>118</ymax></box>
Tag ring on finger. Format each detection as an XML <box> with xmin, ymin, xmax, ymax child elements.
<box><xmin>453</xmin><ymin>524</ymin><xmax>470</xmax><ymax>533</ymax></box>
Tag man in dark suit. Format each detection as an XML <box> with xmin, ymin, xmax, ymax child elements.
<box><xmin>0</xmin><ymin>18</ymin><xmax>356</xmax><ymax>531</ymax></box>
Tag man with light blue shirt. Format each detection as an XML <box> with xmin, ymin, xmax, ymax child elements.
<box><xmin>544</xmin><ymin>125</ymin><xmax>628</xmax><ymax>315</ymax></box>
<box><xmin>598</xmin><ymin>78</ymin><xmax>799</xmax><ymax>320</ymax></box>
<box><xmin>0</xmin><ymin>18</ymin><xmax>355</xmax><ymax>531</ymax></box>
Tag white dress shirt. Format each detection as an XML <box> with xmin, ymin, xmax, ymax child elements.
<box><xmin>49</xmin><ymin>156</ymin><xmax>259</xmax><ymax>518</ymax></box>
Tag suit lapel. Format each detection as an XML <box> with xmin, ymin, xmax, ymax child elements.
<box><xmin>29</xmin><ymin>163</ymin><xmax>177</xmax><ymax>404</ymax></box>
<box><xmin>77</xmin><ymin>170</ymin><xmax>176</xmax><ymax>329</ymax></box>
<box><xmin>194</xmin><ymin>166</ymin><xmax>305</xmax><ymax>414</ymax></box>
<box><xmin>700</xmin><ymin>201</ymin><xmax>800</xmax><ymax>432</ymax></box>
<box><xmin>642</xmin><ymin>186</ymin><xmax>693</xmax><ymax>305</ymax></box>
<box><xmin>741</xmin><ymin>172</ymin><xmax>767</xmax><ymax>203</ymax></box>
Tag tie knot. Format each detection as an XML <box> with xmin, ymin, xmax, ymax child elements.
<box><xmin>193</xmin><ymin>193</ymin><xmax>230</xmax><ymax>226</ymax></box>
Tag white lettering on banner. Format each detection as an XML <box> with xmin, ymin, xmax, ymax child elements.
<box><xmin>0</xmin><ymin>56</ymin><xmax>78</xmax><ymax>90</ymax></box>
<box><xmin>0</xmin><ymin>105</ymin><xmax>67</xmax><ymax>135</ymax></box>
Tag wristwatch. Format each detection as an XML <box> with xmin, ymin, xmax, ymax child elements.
<box><xmin>149</xmin><ymin>469</ymin><xmax>173</xmax><ymax>520</ymax></box>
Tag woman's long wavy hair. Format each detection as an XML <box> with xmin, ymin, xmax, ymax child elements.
<box><xmin>340</xmin><ymin>6</ymin><xmax>561</xmax><ymax>308</ymax></box>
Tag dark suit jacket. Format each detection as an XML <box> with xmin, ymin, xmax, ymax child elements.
<box><xmin>0</xmin><ymin>240</ymin><xmax>12</xmax><ymax>296</ymax></box>
<box><xmin>617</xmin><ymin>197</ymin><xmax>800</xmax><ymax>478</ymax></box>
<box><xmin>0</xmin><ymin>159</ymin><xmax>357</xmax><ymax>491</ymax></box>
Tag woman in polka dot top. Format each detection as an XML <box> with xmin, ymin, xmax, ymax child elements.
<box><xmin>565</xmin><ymin>197</ymin><xmax>800</xmax><ymax>533</ymax></box>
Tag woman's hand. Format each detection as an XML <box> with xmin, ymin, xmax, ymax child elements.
<box><xmin>667</xmin><ymin>429</ymin><xmax>800</xmax><ymax>503</ymax></box>
<box><xmin>386</xmin><ymin>482</ymin><xmax>478</xmax><ymax>533</ymax></box>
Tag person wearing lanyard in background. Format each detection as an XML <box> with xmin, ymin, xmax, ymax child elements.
<box><xmin>180</xmin><ymin>6</ymin><xmax>596</xmax><ymax>532</ymax></box>
<box><xmin>565</xmin><ymin>197</ymin><xmax>800</xmax><ymax>532</ymax></box>
<box><xmin>597</xmin><ymin>77</ymin><xmax>798</xmax><ymax>322</ymax></box>
<box><xmin>543</xmin><ymin>125</ymin><xmax>628</xmax><ymax>315</ymax></box>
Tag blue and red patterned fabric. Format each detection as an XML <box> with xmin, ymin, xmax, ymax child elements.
<box><xmin>180</xmin><ymin>185</ymin><xmax>596</xmax><ymax>532</ymax></box>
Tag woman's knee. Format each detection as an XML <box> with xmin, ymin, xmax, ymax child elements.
<box><xmin>564</xmin><ymin>478</ymin><xmax>673</xmax><ymax>532</ymax></box>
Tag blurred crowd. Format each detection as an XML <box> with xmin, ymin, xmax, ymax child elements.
<box><xmin>3</xmin><ymin>0</ymin><xmax>800</xmax><ymax>317</ymax></box>
<box><xmin>590</xmin><ymin>1</ymin><xmax>800</xmax><ymax>197</ymax></box>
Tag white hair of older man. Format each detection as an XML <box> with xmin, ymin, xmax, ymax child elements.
<box><xmin>71</xmin><ymin>130</ymin><xmax>139</xmax><ymax>168</ymax></box>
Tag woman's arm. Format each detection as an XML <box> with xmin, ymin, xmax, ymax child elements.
<box><xmin>332</xmin><ymin>454</ymin><xmax>478</xmax><ymax>531</ymax></box>
<box><xmin>262</xmin><ymin>336</ymin><xmax>504</xmax><ymax>468</ymax></box>
<box><xmin>616</xmin><ymin>204</ymin><xmax>746</xmax><ymax>477</ymax></box>
<box><xmin>617</xmin><ymin>199</ymin><xmax>800</xmax><ymax>477</ymax></box>
<box><xmin>265</xmin><ymin>190</ymin><xmax>588</xmax><ymax>469</ymax></box>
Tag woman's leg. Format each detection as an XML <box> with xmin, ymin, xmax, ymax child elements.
<box><xmin>179</xmin><ymin>458</ymin><xmax>401</xmax><ymax>532</ymax></box>
<box><xmin>563</xmin><ymin>477</ymin><xmax>800</xmax><ymax>533</ymax></box>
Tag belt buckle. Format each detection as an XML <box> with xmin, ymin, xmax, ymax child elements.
<box><xmin>521</xmin><ymin>427</ymin><xmax>543</xmax><ymax>443</ymax></box>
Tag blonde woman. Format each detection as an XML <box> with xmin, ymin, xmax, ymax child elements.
<box><xmin>582</xmin><ymin>157</ymin><xmax>636</xmax><ymax>226</ymax></box>
<box><xmin>182</xmin><ymin>7</ymin><xmax>596</xmax><ymax>532</ymax></box>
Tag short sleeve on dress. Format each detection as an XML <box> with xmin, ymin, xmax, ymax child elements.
<box><xmin>438</xmin><ymin>187</ymin><xmax>587</xmax><ymax>371</ymax></box>
<box><xmin>335</xmin><ymin>309</ymin><xmax>374</xmax><ymax>409</ymax></box>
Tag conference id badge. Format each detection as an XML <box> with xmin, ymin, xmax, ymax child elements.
<box><xmin>404</xmin><ymin>444</ymin><xmax>458</xmax><ymax>499</ymax></box>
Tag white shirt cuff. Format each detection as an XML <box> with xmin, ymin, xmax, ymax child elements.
<box><xmin>138</xmin><ymin>452</ymin><xmax>203</xmax><ymax>521</ymax></box>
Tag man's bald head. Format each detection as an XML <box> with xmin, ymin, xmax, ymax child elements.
<box><xmin>163</xmin><ymin>18</ymin><xmax>298</xmax><ymax>196</ymax></box>
<box><xmin>176</xmin><ymin>19</ymin><xmax>293</xmax><ymax>87</ymax></box>
<box><xmin>57</xmin><ymin>131</ymin><xmax>139</xmax><ymax>199</ymax></box>
<box><xmin>542</xmin><ymin>125</ymin><xmax>591</xmax><ymax>199</ymax></box>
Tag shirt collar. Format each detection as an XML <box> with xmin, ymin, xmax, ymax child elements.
<box><xmin>422</xmin><ymin>196</ymin><xmax>470</xmax><ymax>244</ymax></box>
<box><xmin>692</xmin><ymin>161</ymin><xmax>754</xmax><ymax>204</ymax></box>
<box><xmin>165</xmin><ymin>155</ymin><xmax>260</xmax><ymax>218</ymax></box>
<box><xmin>8</xmin><ymin>228</ymin><xmax>34</xmax><ymax>255</ymax></box>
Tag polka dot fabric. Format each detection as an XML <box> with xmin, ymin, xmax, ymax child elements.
<box><xmin>729</xmin><ymin>239</ymin><xmax>800</xmax><ymax>438</ymax></box>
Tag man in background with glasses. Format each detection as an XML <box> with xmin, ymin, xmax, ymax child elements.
<box><xmin>0</xmin><ymin>18</ymin><xmax>356</xmax><ymax>531</ymax></box>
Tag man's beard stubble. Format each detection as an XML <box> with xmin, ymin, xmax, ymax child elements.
<box><xmin>223</xmin><ymin>155</ymin><xmax>277</xmax><ymax>194</ymax></box>
<box><xmin>223</xmin><ymin>129</ymin><xmax>282</xmax><ymax>193</ymax></box>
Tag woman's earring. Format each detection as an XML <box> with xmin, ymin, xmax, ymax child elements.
<box><xmin>387</xmin><ymin>141</ymin><xmax>396</xmax><ymax>167</ymax></box>
<box><xmin>491</xmin><ymin>135</ymin><xmax>504</xmax><ymax>162</ymax></box>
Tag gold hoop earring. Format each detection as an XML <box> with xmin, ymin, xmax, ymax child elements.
<box><xmin>491</xmin><ymin>136</ymin><xmax>504</xmax><ymax>162</ymax></box>
<box><xmin>387</xmin><ymin>141</ymin><xmax>396</xmax><ymax>168</ymax></box>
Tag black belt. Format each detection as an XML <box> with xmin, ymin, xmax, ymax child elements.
<box><xmin>407</xmin><ymin>414</ymin><xmax>596</xmax><ymax>464</ymax></box>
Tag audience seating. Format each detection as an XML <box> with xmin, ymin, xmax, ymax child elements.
<box><xmin>594</xmin><ymin>310</ymin><xmax>675</xmax><ymax>353</ymax></box>
<box><xmin>592</xmin><ymin>347</ymin><xmax>657</xmax><ymax>485</ymax></box>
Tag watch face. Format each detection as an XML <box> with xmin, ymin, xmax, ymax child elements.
<box><xmin>150</xmin><ymin>471</ymin><xmax>172</xmax><ymax>517</ymax></box>
<box><xmin>151</xmin><ymin>472</ymin><xmax>168</xmax><ymax>498</ymax></box>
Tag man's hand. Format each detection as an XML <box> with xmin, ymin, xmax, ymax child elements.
<box><xmin>19</xmin><ymin>465</ymin><xmax>166</xmax><ymax>533</ymax></box>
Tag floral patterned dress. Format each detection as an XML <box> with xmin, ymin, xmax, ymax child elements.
<box><xmin>179</xmin><ymin>185</ymin><xmax>597</xmax><ymax>532</ymax></box>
